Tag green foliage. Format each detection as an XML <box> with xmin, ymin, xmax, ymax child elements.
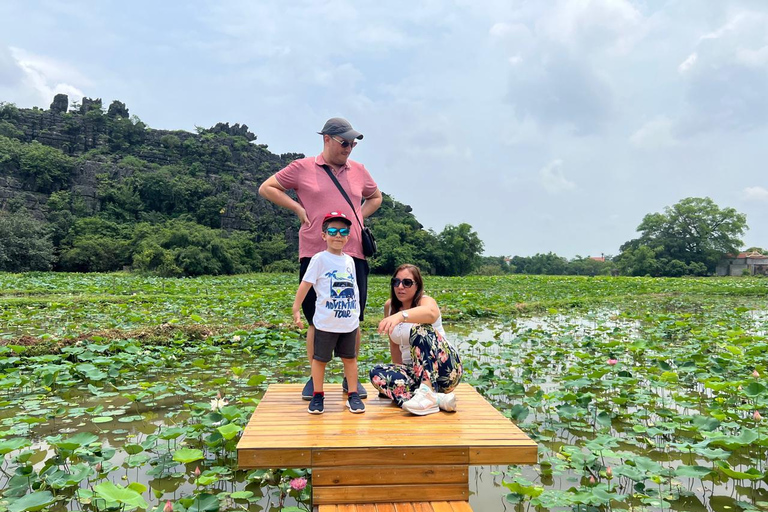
<box><xmin>19</xmin><ymin>141</ymin><xmax>74</xmax><ymax>192</ymax></box>
<box><xmin>434</xmin><ymin>223</ymin><xmax>484</xmax><ymax>276</ymax></box>
<box><xmin>618</xmin><ymin>197</ymin><xmax>748</xmax><ymax>276</ymax></box>
<box><xmin>0</xmin><ymin>209</ymin><xmax>55</xmax><ymax>271</ymax></box>
<box><xmin>58</xmin><ymin>217</ymin><xmax>132</xmax><ymax>272</ymax></box>
<box><xmin>0</xmin><ymin>119</ymin><xmax>24</xmax><ymax>139</ymax></box>
<box><xmin>132</xmin><ymin>220</ymin><xmax>259</xmax><ymax>276</ymax></box>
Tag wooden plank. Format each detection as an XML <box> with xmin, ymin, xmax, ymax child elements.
<box><xmin>313</xmin><ymin>447</ymin><xmax>468</xmax><ymax>466</ymax></box>
<box><xmin>469</xmin><ymin>445</ymin><xmax>538</xmax><ymax>465</ymax></box>
<box><xmin>313</xmin><ymin>465</ymin><xmax>468</xmax><ymax>486</ymax></box>
<box><xmin>356</xmin><ymin>505</ymin><xmax>377</xmax><ymax>512</ymax></box>
<box><xmin>318</xmin><ymin>502</ymin><xmax>471</xmax><ymax>512</ymax></box>
<box><xmin>237</xmin><ymin>448</ymin><xmax>310</xmax><ymax>468</ymax></box>
<box><xmin>313</xmin><ymin>484</ymin><xmax>469</xmax><ymax>505</ymax></box>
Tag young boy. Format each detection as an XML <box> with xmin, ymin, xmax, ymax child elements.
<box><xmin>292</xmin><ymin>212</ymin><xmax>365</xmax><ymax>414</ymax></box>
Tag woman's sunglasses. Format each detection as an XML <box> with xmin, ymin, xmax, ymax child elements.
<box><xmin>391</xmin><ymin>278</ymin><xmax>415</xmax><ymax>288</ymax></box>
<box><xmin>325</xmin><ymin>227</ymin><xmax>350</xmax><ymax>237</ymax></box>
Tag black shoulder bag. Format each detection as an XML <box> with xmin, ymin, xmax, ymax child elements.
<box><xmin>321</xmin><ymin>165</ymin><xmax>377</xmax><ymax>258</ymax></box>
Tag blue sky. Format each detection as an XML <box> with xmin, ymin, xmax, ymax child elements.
<box><xmin>1</xmin><ymin>0</ymin><xmax>767</xmax><ymax>257</ymax></box>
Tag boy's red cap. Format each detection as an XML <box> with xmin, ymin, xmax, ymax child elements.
<box><xmin>323</xmin><ymin>211</ymin><xmax>352</xmax><ymax>226</ymax></box>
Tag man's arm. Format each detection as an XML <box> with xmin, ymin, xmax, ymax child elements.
<box><xmin>361</xmin><ymin>188</ymin><xmax>383</xmax><ymax>219</ymax></box>
<box><xmin>258</xmin><ymin>175</ymin><xmax>310</xmax><ymax>226</ymax></box>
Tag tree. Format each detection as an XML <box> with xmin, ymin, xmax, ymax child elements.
<box><xmin>0</xmin><ymin>209</ymin><xmax>55</xmax><ymax>271</ymax></box>
<box><xmin>618</xmin><ymin>197</ymin><xmax>748</xmax><ymax>276</ymax></box>
<box><xmin>434</xmin><ymin>223</ymin><xmax>484</xmax><ymax>276</ymax></box>
<box><xmin>19</xmin><ymin>141</ymin><xmax>74</xmax><ymax>192</ymax></box>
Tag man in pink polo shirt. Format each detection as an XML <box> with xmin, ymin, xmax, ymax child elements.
<box><xmin>259</xmin><ymin>117</ymin><xmax>382</xmax><ymax>400</ymax></box>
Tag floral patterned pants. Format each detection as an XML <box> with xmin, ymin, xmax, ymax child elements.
<box><xmin>369</xmin><ymin>324</ymin><xmax>463</xmax><ymax>407</ymax></box>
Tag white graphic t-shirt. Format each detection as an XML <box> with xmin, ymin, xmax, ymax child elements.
<box><xmin>302</xmin><ymin>250</ymin><xmax>360</xmax><ymax>333</ymax></box>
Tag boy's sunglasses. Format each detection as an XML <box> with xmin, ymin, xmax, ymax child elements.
<box><xmin>325</xmin><ymin>227</ymin><xmax>350</xmax><ymax>237</ymax></box>
<box><xmin>331</xmin><ymin>135</ymin><xmax>358</xmax><ymax>149</ymax></box>
<box><xmin>391</xmin><ymin>278</ymin><xmax>415</xmax><ymax>288</ymax></box>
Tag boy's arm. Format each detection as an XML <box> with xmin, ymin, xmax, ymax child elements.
<box><xmin>292</xmin><ymin>281</ymin><xmax>314</xmax><ymax>329</ymax></box>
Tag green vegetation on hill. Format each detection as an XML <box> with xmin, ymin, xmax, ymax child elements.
<box><xmin>0</xmin><ymin>96</ymin><xmax>484</xmax><ymax>276</ymax></box>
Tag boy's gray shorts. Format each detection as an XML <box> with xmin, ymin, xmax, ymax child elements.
<box><xmin>313</xmin><ymin>328</ymin><xmax>358</xmax><ymax>362</ymax></box>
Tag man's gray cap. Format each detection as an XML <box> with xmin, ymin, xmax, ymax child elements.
<box><xmin>318</xmin><ymin>117</ymin><xmax>363</xmax><ymax>140</ymax></box>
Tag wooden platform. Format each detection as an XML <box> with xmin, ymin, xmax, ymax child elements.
<box><xmin>317</xmin><ymin>502</ymin><xmax>472</xmax><ymax>511</ymax></box>
<box><xmin>237</xmin><ymin>383</ymin><xmax>537</xmax><ymax>506</ymax></box>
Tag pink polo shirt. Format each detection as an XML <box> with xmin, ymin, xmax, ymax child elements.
<box><xmin>275</xmin><ymin>154</ymin><xmax>378</xmax><ymax>260</ymax></box>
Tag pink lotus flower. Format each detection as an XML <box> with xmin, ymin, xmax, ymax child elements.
<box><xmin>753</xmin><ymin>370</ymin><xmax>760</xmax><ymax>378</ymax></box>
<box><xmin>755</xmin><ymin>411</ymin><xmax>762</xmax><ymax>421</ymax></box>
<box><xmin>164</xmin><ymin>501</ymin><xmax>173</xmax><ymax>512</ymax></box>
<box><xmin>94</xmin><ymin>462</ymin><xmax>102</xmax><ymax>473</ymax></box>
<box><xmin>290</xmin><ymin>477</ymin><xmax>307</xmax><ymax>491</ymax></box>
<box><xmin>194</xmin><ymin>466</ymin><xmax>201</xmax><ymax>477</ymax></box>
<box><xmin>589</xmin><ymin>475</ymin><xmax>596</xmax><ymax>485</ymax></box>
<box><xmin>606</xmin><ymin>466</ymin><xmax>613</xmax><ymax>478</ymax></box>
<box><xmin>607</xmin><ymin>358</ymin><xmax>618</xmax><ymax>366</ymax></box>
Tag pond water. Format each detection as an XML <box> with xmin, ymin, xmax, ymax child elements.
<box><xmin>2</xmin><ymin>303</ymin><xmax>768</xmax><ymax>511</ymax></box>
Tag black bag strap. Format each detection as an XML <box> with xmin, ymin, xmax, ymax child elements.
<box><xmin>321</xmin><ymin>164</ymin><xmax>364</xmax><ymax>230</ymax></box>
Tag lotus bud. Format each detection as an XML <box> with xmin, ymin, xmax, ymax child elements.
<box><xmin>164</xmin><ymin>501</ymin><xmax>173</xmax><ymax>512</ymax></box>
<box><xmin>755</xmin><ymin>411</ymin><xmax>762</xmax><ymax>421</ymax></box>
<box><xmin>752</xmin><ymin>370</ymin><xmax>760</xmax><ymax>378</ymax></box>
<box><xmin>606</xmin><ymin>466</ymin><xmax>613</xmax><ymax>478</ymax></box>
<box><xmin>94</xmin><ymin>462</ymin><xmax>102</xmax><ymax>473</ymax></box>
<box><xmin>194</xmin><ymin>466</ymin><xmax>201</xmax><ymax>477</ymax></box>
<box><xmin>607</xmin><ymin>358</ymin><xmax>618</xmax><ymax>366</ymax></box>
<box><xmin>589</xmin><ymin>475</ymin><xmax>596</xmax><ymax>485</ymax></box>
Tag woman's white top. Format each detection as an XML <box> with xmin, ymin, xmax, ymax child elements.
<box><xmin>389</xmin><ymin>313</ymin><xmax>447</xmax><ymax>365</ymax></box>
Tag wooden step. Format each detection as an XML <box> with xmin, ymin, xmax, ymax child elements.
<box><xmin>317</xmin><ymin>500</ymin><xmax>473</xmax><ymax>511</ymax></box>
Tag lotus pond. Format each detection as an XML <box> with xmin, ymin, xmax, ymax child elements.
<box><xmin>1</xmin><ymin>273</ymin><xmax>767</xmax><ymax>511</ymax></box>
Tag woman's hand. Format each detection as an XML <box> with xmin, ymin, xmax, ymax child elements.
<box><xmin>378</xmin><ymin>313</ymin><xmax>403</xmax><ymax>336</ymax></box>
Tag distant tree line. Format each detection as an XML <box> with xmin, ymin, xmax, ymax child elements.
<box><xmin>0</xmin><ymin>99</ymin><xmax>754</xmax><ymax>278</ymax></box>
<box><xmin>472</xmin><ymin>197</ymin><xmax>754</xmax><ymax>278</ymax></box>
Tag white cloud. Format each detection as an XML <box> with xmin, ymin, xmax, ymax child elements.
<box><xmin>630</xmin><ymin>116</ymin><xmax>677</xmax><ymax>149</ymax></box>
<box><xmin>678</xmin><ymin>52</ymin><xmax>697</xmax><ymax>73</ymax></box>
<box><xmin>539</xmin><ymin>159</ymin><xmax>576</xmax><ymax>194</ymax></box>
<box><xmin>743</xmin><ymin>186</ymin><xmax>768</xmax><ymax>201</ymax></box>
<box><xmin>7</xmin><ymin>47</ymin><xmax>86</xmax><ymax>106</ymax></box>
<box><xmin>537</xmin><ymin>0</ymin><xmax>645</xmax><ymax>53</ymax></box>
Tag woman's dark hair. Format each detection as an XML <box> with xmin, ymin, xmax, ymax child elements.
<box><xmin>390</xmin><ymin>264</ymin><xmax>424</xmax><ymax>314</ymax></box>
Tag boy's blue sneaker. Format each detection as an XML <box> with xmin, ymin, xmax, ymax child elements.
<box><xmin>308</xmin><ymin>394</ymin><xmax>324</xmax><ymax>414</ymax></box>
<box><xmin>342</xmin><ymin>377</ymin><xmax>368</xmax><ymax>399</ymax></box>
<box><xmin>346</xmin><ymin>393</ymin><xmax>365</xmax><ymax>414</ymax></box>
<box><xmin>301</xmin><ymin>378</ymin><xmax>314</xmax><ymax>401</ymax></box>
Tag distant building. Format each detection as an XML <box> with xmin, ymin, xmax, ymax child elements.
<box><xmin>589</xmin><ymin>256</ymin><xmax>606</xmax><ymax>262</ymax></box>
<box><xmin>716</xmin><ymin>251</ymin><xmax>768</xmax><ymax>276</ymax></box>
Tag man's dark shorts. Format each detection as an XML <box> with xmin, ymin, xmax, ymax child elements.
<box><xmin>313</xmin><ymin>328</ymin><xmax>358</xmax><ymax>363</ymax></box>
<box><xmin>299</xmin><ymin>257</ymin><xmax>369</xmax><ymax>326</ymax></box>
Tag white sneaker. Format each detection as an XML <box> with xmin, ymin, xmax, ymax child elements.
<box><xmin>402</xmin><ymin>383</ymin><xmax>439</xmax><ymax>416</ymax></box>
<box><xmin>437</xmin><ymin>392</ymin><xmax>457</xmax><ymax>412</ymax></box>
